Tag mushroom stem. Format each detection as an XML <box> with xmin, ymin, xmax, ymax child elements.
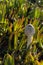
<box><xmin>27</xmin><ymin>35</ymin><xmax>32</xmax><ymax>48</ymax></box>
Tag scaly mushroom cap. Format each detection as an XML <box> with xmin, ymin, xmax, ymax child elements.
<box><xmin>25</xmin><ymin>24</ymin><xmax>35</xmax><ymax>36</ymax></box>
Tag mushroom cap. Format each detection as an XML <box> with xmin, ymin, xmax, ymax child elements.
<box><xmin>25</xmin><ymin>24</ymin><xmax>35</xmax><ymax>36</ymax></box>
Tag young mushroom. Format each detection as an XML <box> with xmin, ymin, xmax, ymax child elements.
<box><xmin>25</xmin><ymin>24</ymin><xmax>35</xmax><ymax>48</ymax></box>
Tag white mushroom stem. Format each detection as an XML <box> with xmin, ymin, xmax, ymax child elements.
<box><xmin>27</xmin><ymin>35</ymin><xmax>33</xmax><ymax>48</ymax></box>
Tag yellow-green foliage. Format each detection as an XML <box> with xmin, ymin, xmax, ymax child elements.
<box><xmin>4</xmin><ymin>53</ymin><xmax>14</xmax><ymax>65</ymax></box>
<box><xmin>0</xmin><ymin>0</ymin><xmax>43</xmax><ymax>65</ymax></box>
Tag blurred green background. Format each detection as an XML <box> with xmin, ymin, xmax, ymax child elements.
<box><xmin>0</xmin><ymin>0</ymin><xmax>43</xmax><ymax>65</ymax></box>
